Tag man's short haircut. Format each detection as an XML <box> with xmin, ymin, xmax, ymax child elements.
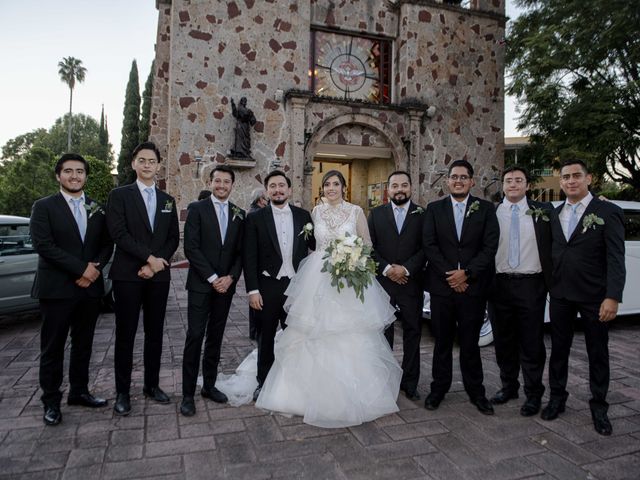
<box><xmin>197</xmin><ymin>190</ymin><xmax>212</xmax><ymax>201</ymax></box>
<box><xmin>131</xmin><ymin>141</ymin><xmax>162</xmax><ymax>163</ymax></box>
<box><xmin>210</xmin><ymin>164</ymin><xmax>235</xmax><ymax>183</ymax></box>
<box><xmin>387</xmin><ymin>170</ymin><xmax>412</xmax><ymax>185</ymax></box>
<box><xmin>55</xmin><ymin>153</ymin><xmax>89</xmax><ymax>175</ymax></box>
<box><xmin>560</xmin><ymin>158</ymin><xmax>589</xmax><ymax>174</ymax></box>
<box><xmin>250</xmin><ymin>187</ymin><xmax>266</xmax><ymax>204</ymax></box>
<box><xmin>264</xmin><ymin>170</ymin><xmax>291</xmax><ymax>188</ymax></box>
<box><xmin>502</xmin><ymin>164</ymin><xmax>531</xmax><ymax>183</ymax></box>
<box><xmin>448</xmin><ymin>159</ymin><xmax>474</xmax><ymax>177</ymax></box>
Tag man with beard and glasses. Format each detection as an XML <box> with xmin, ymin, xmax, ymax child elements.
<box><xmin>368</xmin><ymin>171</ymin><xmax>426</xmax><ymax>401</ymax></box>
<box><xmin>422</xmin><ymin>160</ymin><xmax>499</xmax><ymax>415</ymax></box>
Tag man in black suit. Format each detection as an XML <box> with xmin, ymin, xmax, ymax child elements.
<box><xmin>106</xmin><ymin>141</ymin><xmax>179</xmax><ymax>416</ymax></box>
<box><xmin>30</xmin><ymin>153</ymin><xmax>113</xmax><ymax>425</ymax></box>
<box><xmin>243</xmin><ymin>170</ymin><xmax>314</xmax><ymax>401</ymax></box>
<box><xmin>542</xmin><ymin>159</ymin><xmax>625</xmax><ymax>436</ymax></box>
<box><xmin>422</xmin><ymin>159</ymin><xmax>499</xmax><ymax>415</ymax></box>
<box><xmin>488</xmin><ymin>165</ymin><xmax>552</xmax><ymax>417</ymax></box>
<box><xmin>369</xmin><ymin>170</ymin><xmax>425</xmax><ymax>401</ymax></box>
<box><xmin>180</xmin><ymin>165</ymin><xmax>245</xmax><ymax>416</ymax></box>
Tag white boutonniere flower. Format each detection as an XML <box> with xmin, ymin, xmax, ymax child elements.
<box><xmin>525</xmin><ymin>207</ymin><xmax>550</xmax><ymax>223</ymax></box>
<box><xmin>161</xmin><ymin>200</ymin><xmax>173</xmax><ymax>213</ymax></box>
<box><xmin>410</xmin><ymin>207</ymin><xmax>424</xmax><ymax>215</ymax></box>
<box><xmin>84</xmin><ymin>201</ymin><xmax>104</xmax><ymax>219</ymax></box>
<box><xmin>298</xmin><ymin>222</ymin><xmax>313</xmax><ymax>240</ymax></box>
<box><xmin>466</xmin><ymin>200</ymin><xmax>480</xmax><ymax>218</ymax></box>
<box><xmin>582</xmin><ymin>213</ymin><xmax>604</xmax><ymax>233</ymax></box>
<box><xmin>231</xmin><ymin>205</ymin><xmax>244</xmax><ymax>221</ymax></box>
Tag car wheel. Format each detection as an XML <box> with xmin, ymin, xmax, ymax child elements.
<box><xmin>478</xmin><ymin>306</ymin><xmax>493</xmax><ymax>347</ymax></box>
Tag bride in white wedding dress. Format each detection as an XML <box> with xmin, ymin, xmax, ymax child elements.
<box><xmin>252</xmin><ymin>170</ymin><xmax>402</xmax><ymax>428</ymax></box>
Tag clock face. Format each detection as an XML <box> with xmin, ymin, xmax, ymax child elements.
<box><xmin>313</xmin><ymin>31</ymin><xmax>382</xmax><ymax>102</ymax></box>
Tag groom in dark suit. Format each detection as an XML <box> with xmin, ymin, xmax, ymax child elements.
<box><xmin>369</xmin><ymin>171</ymin><xmax>425</xmax><ymax>401</ymax></box>
<box><xmin>243</xmin><ymin>170</ymin><xmax>314</xmax><ymax>401</ymax></box>
<box><xmin>422</xmin><ymin>160</ymin><xmax>499</xmax><ymax>415</ymax></box>
<box><xmin>180</xmin><ymin>165</ymin><xmax>245</xmax><ymax>416</ymax></box>
<box><xmin>106</xmin><ymin>142</ymin><xmax>179</xmax><ymax>416</ymax></box>
<box><xmin>30</xmin><ymin>153</ymin><xmax>113</xmax><ymax>425</ymax></box>
<box><xmin>542</xmin><ymin>159</ymin><xmax>625</xmax><ymax>436</ymax></box>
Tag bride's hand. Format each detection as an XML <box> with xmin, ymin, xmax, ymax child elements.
<box><xmin>249</xmin><ymin>292</ymin><xmax>263</xmax><ymax>310</ymax></box>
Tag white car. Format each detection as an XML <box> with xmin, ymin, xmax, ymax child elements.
<box><xmin>423</xmin><ymin>200</ymin><xmax>640</xmax><ymax>346</ymax></box>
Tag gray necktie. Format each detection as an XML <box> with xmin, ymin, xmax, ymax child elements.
<box><xmin>568</xmin><ymin>203</ymin><xmax>580</xmax><ymax>238</ymax></box>
<box><xmin>455</xmin><ymin>202</ymin><xmax>464</xmax><ymax>240</ymax></box>
<box><xmin>71</xmin><ymin>198</ymin><xmax>86</xmax><ymax>242</ymax></box>
<box><xmin>508</xmin><ymin>204</ymin><xmax>520</xmax><ymax>268</ymax></box>
<box><xmin>395</xmin><ymin>207</ymin><xmax>405</xmax><ymax>233</ymax></box>
<box><xmin>216</xmin><ymin>202</ymin><xmax>227</xmax><ymax>241</ymax></box>
<box><xmin>144</xmin><ymin>187</ymin><xmax>155</xmax><ymax>231</ymax></box>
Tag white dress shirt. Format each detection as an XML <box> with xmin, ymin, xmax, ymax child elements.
<box><xmin>559</xmin><ymin>191</ymin><xmax>592</xmax><ymax>240</ymax></box>
<box><xmin>206</xmin><ymin>196</ymin><xmax>229</xmax><ymax>284</ymax></box>
<box><xmin>495</xmin><ymin>196</ymin><xmax>542</xmax><ymax>274</ymax></box>
<box><xmin>450</xmin><ymin>194</ymin><xmax>469</xmax><ymax>217</ymax></box>
<box><xmin>272</xmin><ymin>204</ymin><xmax>295</xmax><ymax>279</ymax></box>
<box><xmin>60</xmin><ymin>190</ymin><xmax>87</xmax><ymax>226</ymax></box>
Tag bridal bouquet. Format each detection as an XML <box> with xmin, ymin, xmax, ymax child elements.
<box><xmin>321</xmin><ymin>232</ymin><xmax>377</xmax><ymax>303</ymax></box>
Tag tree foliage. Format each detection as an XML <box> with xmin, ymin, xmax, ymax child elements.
<box><xmin>507</xmin><ymin>0</ymin><xmax>640</xmax><ymax>192</ymax></box>
<box><xmin>85</xmin><ymin>155</ymin><xmax>114</xmax><ymax>205</ymax></box>
<box><xmin>140</xmin><ymin>60</ymin><xmax>155</xmax><ymax>143</ymax></box>
<box><xmin>117</xmin><ymin>60</ymin><xmax>141</xmax><ymax>185</ymax></box>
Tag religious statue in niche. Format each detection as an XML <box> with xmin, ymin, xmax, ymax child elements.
<box><xmin>229</xmin><ymin>97</ymin><xmax>257</xmax><ymax>158</ymax></box>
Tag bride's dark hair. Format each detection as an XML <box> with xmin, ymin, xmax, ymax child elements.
<box><xmin>321</xmin><ymin>170</ymin><xmax>347</xmax><ymax>197</ymax></box>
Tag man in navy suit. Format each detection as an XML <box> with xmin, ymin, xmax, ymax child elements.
<box><xmin>180</xmin><ymin>165</ymin><xmax>244</xmax><ymax>416</ymax></box>
<box><xmin>30</xmin><ymin>153</ymin><xmax>113</xmax><ymax>425</ymax></box>
<box><xmin>422</xmin><ymin>160</ymin><xmax>499</xmax><ymax>415</ymax></box>
<box><xmin>488</xmin><ymin>165</ymin><xmax>552</xmax><ymax>416</ymax></box>
<box><xmin>106</xmin><ymin>142</ymin><xmax>179</xmax><ymax>416</ymax></box>
<box><xmin>542</xmin><ymin>159</ymin><xmax>625</xmax><ymax>436</ymax></box>
<box><xmin>368</xmin><ymin>171</ymin><xmax>425</xmax><ymax>401</ymax></box>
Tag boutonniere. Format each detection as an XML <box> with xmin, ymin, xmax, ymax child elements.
<box><xmin>466</xmin><ymin>200</ymin><xmax>480</xmax><ymax>218</ymax></box>
<box><xmin>231</xmin><ymin>205</ymin><xmax>244</xmax><ymax>221</ymax></box>
<box><xmin>161</xmin><ymin>200</ymin><xmax>173</xmax><ymax>213</ymax></box>
<box><xmin>525</xmin><ymin>206</ymin><xmax>550</xmax><ymax>223</ymax></box>
<box><xmin>84</xmin><ymin>201</ymin><xmax>104</xmax><ymax>219</ymax></box>
<box><xmin>298</xmin><ymin>222</ymin><xmax>313</xmax><ymax>240</ymax></box>
<box><xmin>581</xmin><ymin>213</ymin><xmax>604</xmax><ymax>233</ymax></box>
<box><xmin>410</xmin><ymin>206</ymin><xmax>424</xmax><ymax>215</ymax></box>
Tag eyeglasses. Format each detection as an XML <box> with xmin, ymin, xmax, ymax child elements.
<box><xmin>448</xmin><ymin>175</ymin><xmax>470</xmax><ymax>182</ymax></box>
<box><xmin>504</xmin><ymin>178</ymin><xmax>526</xmax><ymax>184</ymax></box>
<box><xmin>136</xmin><ymin>158</ymin><xmax>158</xmax><ymax>166</ymax></box>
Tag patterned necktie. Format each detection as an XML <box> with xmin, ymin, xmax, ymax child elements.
<box><xmin>217</xmin><ymin>202</ymin><xmax>227</xmax><ymax>241</ymax></box>
<box><xmin>568</xmin><ymin>203</ymin><xmax>580</xmax><ymax>238</ymax></box>
<box><xmin>394</xmin><ymin>207</ymin><xmax>405</xmax><ymax>233</ymax></box>
<box><xmin>508</xmin><ymin>204</ymin><xmax>520</xmax><ymax>268</ymax></box>
<box><xmin>71</xmin><ymin>198</ymin><xmax>86</xmax><ymax>242</ymax></box>
<box><xmin>144</xmin><ymin>187</ymin><xmax>155</xmax><ymax>231</ymax></box>
<box><xmin>454</xmin><ymin>202</ymin><xmax>464</xmax><ymax>240</ymax></box>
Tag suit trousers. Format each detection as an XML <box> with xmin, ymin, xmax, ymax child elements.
<box><xmin>489</xmin><ymin>274</ymin><xmax>547</xmax><ymax>399</ymax></box>
<box><xmin>548</xmin><ymin>297</ymin><xmax>609</xmax><ymax>412</ymax></box>
<box><xmin>255</xmin><ymin>275</ymin><xmax>290</xmax><ymax>385</ymax></box>
<box><xmin>113</xmin><ymin>280</ymin><xmax>170</xmax><ymax>394</ymax></box>
<box><xmin>182</xmin><ymin>289</ymin><xmax>233</xmax><ymax>396</ymax></box>
<box><xmin>429</xmin><ymin>292</ymin><xmax>487</xmax><ymax>400</ymax></box>
<box><xmin>39</xmin><ymin>296</ymin><xmax>101</xmax><ymax>406</ymax></box>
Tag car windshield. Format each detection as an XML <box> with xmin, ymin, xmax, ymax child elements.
<box><xmin>0</xmin><ymin>224</ymin><xmax>33</xmax><ymax>256</ymax></box>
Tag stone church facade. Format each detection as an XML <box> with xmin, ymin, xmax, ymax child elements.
<box><xmin>149</xmin><ymin>0</ymin><xmax>506</xmax><ymax>222</ymax></box>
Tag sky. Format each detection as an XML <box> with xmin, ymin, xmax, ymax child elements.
<box><xmin>0</xmin><ymin>0</ymin><xmax>524</xmax><ymax>158</ymax></box>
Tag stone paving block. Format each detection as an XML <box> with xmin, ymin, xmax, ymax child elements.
<box><xmin>344</xmin><ymin>457</ymin><xmax>427</xmax><ymax>479</ymax></box>
<box><xmin>527</xmin><ymin>451</ymin><xmax>594</xmax><ymax>480</ymax></box>
<box><xmin>427</xmin><ymin>433</ymin><xmax>485</xmax><ymax>470</ymax></box>
<box><xmin>61</xmin><ymin>465</ymin><xmax>102</xmax><ymax>480</ymax></box>
<box><xmin>0</xmin><ymin>441</ymin><xmax>36</xmax><ymax>459</ymax></box>
<box><xmin>75</xmin><ymin>430</ymin><xmax>111</xmax><ymax>449</ymax></box>
<box><xmin>348</xmin><ymin>421</ymin><xmax>392</xmax><ymax>446</ymax></box>
<box><xmin>471</xmin><ymin>456</ymin><xmax>543</xmax><ymax>480</ymax></box>
<box><xmin>110</xmin><ymin>428</ymin><xmax>144</xmax><ymax>446</ymax></box>
<box><xmin>2</xmin><ymin>427</ymin><xmax>41</xmax><ymax>444</ymax></box>
<box><xmin>243</xmin><ymin>415</ymin><xmax>285</xmax><ymax>444</ymax></box>
<box><xmin>66</xmin><ymin>447</ymin><xmax>105</xmax><ymax>469</ymax></box>
<box><xmin>105</xmin><ymin>444</ymin><xmax>144</xmax><ymax>462</ymax></box>
<box><xmin>414</xmin><ymin>452</ymin><xmax>470</xmax><ymax>480</ymax></box>
<box><xmin>145</xmin><ymin>436</ymin><xmax>216</xmax><ymax>457</ymax></box>
<box><xmin>183</xmin><ymin>451</ymin><xmax>224</xmax><ymax>480</ymax></box>
<box><xmin>102</xmin><ymin>456</ymin><xmax>183</xmax><ymax>479</ymax></box>
<box><xmin>582</xmin><ymin>434</ymin><xmax>640</xmax><ymax>459</ymax></box>
<box><xmin>372</xmin><ymin>412</ymin><xmax>405</xmax><ymax>427</ymax></box>
<box><xmin>325</xmin><ymin>434</ymin><xmax>378</xmax><ymax>472</ymax></box>
<box><xmin>24</xmin><ymin>451</ymin><xmax>69</xmax><ymax>472</ymax></box>
<box><xmin>145</xmin><ymin>413</ymin><xmax>180</xmax><ymax>442</ymax></box>
<box><xmin>1</xmin><ymin>471</ymin><xmax>63</xmax><ymax>480</ymax></box>
<box><xmin>366</xmin><ymin>437</ymin><xmax>436</xmax><ymax>459</ymax></box>
<box><xmin>216</xmin><ymin>431</ymin><xmax>258</xmax><ymax>465</ymax></box>
<box><xmin>280</xmin><ymin>422</ymin><xmax>347</xmax><ymax>441</ymax></box>
<box><xmin>529</xmin><ymin>431</ymin><xmax>600</xmax><ymax>465</ymax></box>
<box><xmin>583</xmin><ymin>452</ymin><xmax>640</xmax><ymax>480</ymax></box>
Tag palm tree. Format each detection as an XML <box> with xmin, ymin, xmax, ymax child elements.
<box><xmin>58</xmin><ymin>57</ymin><xmax>87</xmax><ymax>151</ymax></box>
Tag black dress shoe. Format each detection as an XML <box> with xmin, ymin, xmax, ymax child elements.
<box><xmin>143</xmin><ymin>386</ymin><xmax>170</xmax><ymax>404</ymax></box>
<box><xmin>424</xmin><ymin>393</ymin><xmax>442</xmax><ymax>411</ymax></box>
<box><xmin>471</xmin><ymin>397</ymin><xmax>495</xmax><ymax>415</ymax></box>
<box><xmin>113</xmin><ymin>393</ymin><xmax>131</xmax><ymax>416</ymax></box>
<box><xmin>401</xmin><ymin>386</ymin><xmax>420</xmax><ymax>401</ymax></box>
<box><xmin>201</xmin><ymin>387</ymin><xmax>228</xmax><ymax>404</ymax></box>
<box><xmin>520</xmin><ymin>397</ymin><xmax>541</xmax><ymax>417</ymax></box>
<box><xmin>67</xmin><ymin>393</ymin><xmax>108</xmax><ymax>408</ymax></box>
<box><xmin>180</xmin><ymin>396</ymin><xmax>196</xmax><ymax>417</ymax></box>
<box><xmin>253</xmin><ymin>386</ymin><xmax>262</xmax><ymax>402</ymax></box>
<box><xmin>490</xmin><ymin>388</ymin><xmax>519</xmax><ymax>405</ymax></box>
<box><xmin>540</xmin><ymin>400</ymin><xmax>565</xmax><ymax>421</ymax></box>
<box><xmin>591</xmin><ymin>410</ymin><xmax>612</xmax><ymax>436</ymax></box>
<box><xmin>43</xmin><ymin>405</ymin><xmax>62</xmax><ymax>426</ymax></box>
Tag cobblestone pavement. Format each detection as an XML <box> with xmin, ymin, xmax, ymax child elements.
<box><xmin>1</xmin><ymin>269</ymin><xmax>640</xmax><ymax>479</ymax></box>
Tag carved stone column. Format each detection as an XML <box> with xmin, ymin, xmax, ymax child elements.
<box><xmin>407</xmin><ymin>108</ymin><xmax>423</xmax><ymax>201</ymax></box>
<box><xmin>288</xmin><ymin>96</ymin><xmax>309</xmax><ymax>205</ymax></box>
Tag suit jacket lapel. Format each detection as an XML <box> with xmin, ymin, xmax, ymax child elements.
<box><xmin>264</xmin><ymin>206</ymin><xmax>283</xmax><ymax>259</ymax></box>
<box><xmin>54</xmin><ymin>192</ymin><xmax>83</xmax><ymax>243</ymax></box>
<box><xmin>442</xmin><ymin>196</ymin><xmax>458</xmax><ymax>242</ymax></box>
<box><xmin>131</xmin><ymin>184</ymin><xmax>153</xmax><ymax>232</ymax></box>
<box><xmin>384</xmin><ymin>203</ymin><xmax>397</xmax><ymax>235</ymax></box>
<box><xmin>568</xmin><ymin>198</ymin><xmax>598</xmax><ymax>243</ymax></box>
<box><xmin>459</xmin><ymin>195</ymin><xmax>476</xmax><ymax>241</ymax></box>
<box><xmin>553</xmin><ymin>202</ymin><xmax>567</xmax><ymax>245</ymax></box>
<box><xmin>398</xmin><ymin>202</ymin><xmax>416</xmax><ymax>235</ymax></box>
<box><xmin>527</xmin><ymin>199</ymin><xmax>545</xmax><ymax>249</ymax></box>
<box><xmin>206</xmin><ymin>199</ymin><xmax>224</xmax><ymax>245</ymax></box>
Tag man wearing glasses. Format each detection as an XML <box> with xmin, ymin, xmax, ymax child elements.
<box><xmin>422</xmin><ymin>160</ymin><xmax>499</xmax><ymax>415</ymax></box>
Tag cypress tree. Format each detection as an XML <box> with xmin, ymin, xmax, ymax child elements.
<box><xmin>140</xmin><ymin>60</ymin><xmax>155</xmax><ymax>143</ymax></box>
<box><xmin>117</xmin><ymin>60</ymin><xmax>140</xmax><ymax>185</ymax></box>
<box><xmin>98</xmin><ymin>104</ymin><xmax>110</xmax><ymax>162</ymax></box>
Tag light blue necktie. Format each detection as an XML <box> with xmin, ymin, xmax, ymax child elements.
<box><xmin>216</xmin><ymin>202</ymin><xmax>227</xmax><ymax>241</ymax></box>
<box><xmin>394</xmin><ymin>206</ymin><xmax>405</xmax><ymax>233</ymax></box>
<box><xmin>568</xmin><ymin>203</ymin><xmax>580</xmax><ymax>238</ymax></box>
<box><xmin>508</xmin><ymin>204</ymin><xmax>520</xmax><ymax>269</ymax></box>
<box><xmin>71</xmin><ymin>198</ymin><xmax>86</xmax><ymax>242</ymax></box>
<box><xmin>144</xmin><ymin>187</ymin><xmax>155</xmax><ymax>231</ymax></box>
<box><xmin>455</xmin><ymin>202</ymin><xmax>464</xmax><ymax>240</ymax></box>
